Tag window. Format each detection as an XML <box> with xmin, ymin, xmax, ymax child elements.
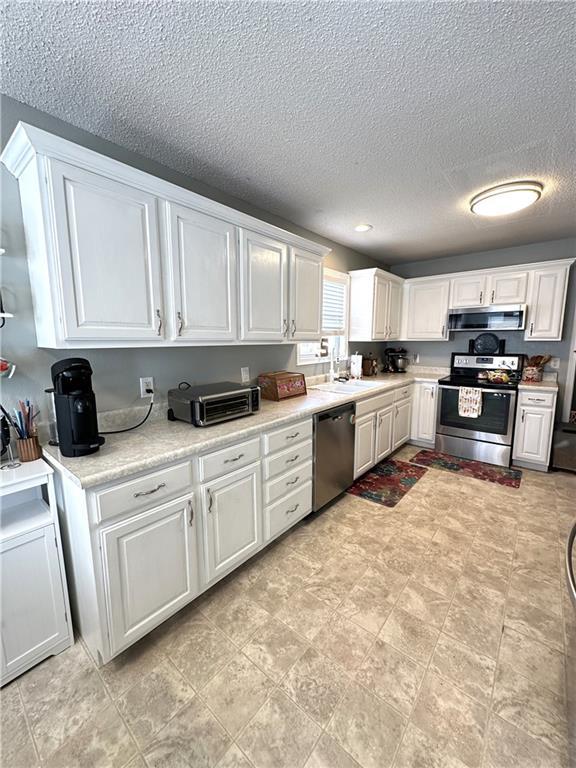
<box><xmin>297</xmin><ymin>269</ymin><xmax>349</xmax><ymax>366</ymax></box>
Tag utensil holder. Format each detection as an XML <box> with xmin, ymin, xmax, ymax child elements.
<box><xmin>522</xmin><ymin>366</ymin><xmax>544</xmax><ymax>383</ymax></box>
<box><xmin>16</xmin><ymin>436</ymin><xmax>42</xmax><ymax>462</ymax></box>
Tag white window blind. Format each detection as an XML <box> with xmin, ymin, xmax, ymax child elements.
<box><xmin>322</xmin><ymin>270</ymin><xmax>349</xmax><ymax>336</ymax></box>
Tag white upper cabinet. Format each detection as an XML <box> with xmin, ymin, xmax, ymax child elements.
<box><xmin>404</xmin><ymin>279</ymin><xmax>450</xmax><ymax>340</ymax></box>
<box><xmin>165</xmin><ymin>203</ymin><xmax>237</xmax><ymax>341</ymax></box>
<box><xmin>289</xmin><ymin>247</ymin><xmax>323</xmax><ymax>341</ymax></box>
<box><xmin>240</xmin><ymin>230</ymin><xmax>289</xmax><ymax>342</ymax></box>
<box><xmin>526</xmin><ymin>265</ymin><xmax>570</xmax><ymax>341</ymax></box>
<box><xmin>488</xmin><ymin>271</ymin><xmax>528</xmax><ymax>305</ymax></box>
<box><xmin>48</xmin><ymin>160</ymin><xmax>165</xmax><ymax>343</ymax></box>
<box><xmin>450</xmin><ymin>275</ymin><xmax>487</xmax><ymax>308</ymax></box>
<box><xmin>1</xmin><ymin>122</ymin><xmax>329</xmax><ymax>348</ymax></box>
<box><xmin>349</xmin><ymin>269</ymin><xmax>404</xmax><ymax>341</ymax></box>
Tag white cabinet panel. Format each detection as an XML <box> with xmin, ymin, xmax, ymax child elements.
<box><xmin>488</xmin><ymin>271</ymin><xmax>528</xmax><ymax>305</ymax></box>
<box><xmin>166</xmin><ymin>203</ymin><xmax>237</xmax><ymax>341</ymax></box>
<box><xmin>240</xmin><ymin>230</ymin><xmax>289</xmax><ymax>341</ymax></box>
<box><xmin>450</xmin><ymin>275</ymin><xmax>487</xmax><ymax>308</ymax></box>
<box><xmin>372</xmin><ymin>276</ymin><xmax>389</xmax><ymax>340</ymax></box>
<box><xmin>526</xmin><ymin>266</ymin><xmax>569</xmax><ymax>341</ymax></box>
<box><xmin>411</xmin><ymin>382</ymin><xmax>438</xmax><ymax>444</ymax></box>
<box><xmin>513</xmin><ymin>406</ymin><xmax>553</xmax><ymax>465</ymax></box>
<box><xmin>393</xmin><ymin>399</ymin><xmax>412</xmax><ymax>450</ymax></box>
<box><xmin>354</xmin><ymin>414</ymin><xmax>376</xmax><ymax>478</ymax></box>
<box><xmin>405</xmin><ymin>280</ymin><xmax>450</xmax><ymax>339</ymax></box>
<box><xmin>1</xmin><ymin>525</ymin><xmax>69</xmax><ymax>681</ymax></box>
<box><xmin>48</xmin><ymin>159</ymin><xmax>164</xmax><ymax>341</ymax></box>
<box><xmin>289</xmin><ymin>248</ymin><xmax>322</xmax><ymax>340</ymax></box>
<box><xmin>375</xmin><ymin>407</ymin><xmax>394</xmax><ymax>462</ymax></box>
<box><xmin>202</xmin><ymin>463</ymin><xmax>262</xmax><ymax>582</ymax></box>
<box><xmin>101</xmin><ymin>496</ymin><xmax>198</xmax><ymax>655</ymax></box>
<box><xmin>387</xmin><ymin>280</ymin><xmax>403</xmax><ymax>339</ymax></box>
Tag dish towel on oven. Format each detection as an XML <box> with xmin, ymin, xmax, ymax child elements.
<box><xmin>458</xmin><ymin>387</ymin><xmax>483</xmax><ymax>418</ymax></box>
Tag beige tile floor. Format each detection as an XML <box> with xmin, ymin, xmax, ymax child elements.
<box><xmin>2</xmin><ymin>444</ymin><xmax>575</xmax><ymax>768</ymax></box>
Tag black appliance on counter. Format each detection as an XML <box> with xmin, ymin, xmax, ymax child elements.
<box><xmin>436</xmin><ymin>352</ymin><xmax>524</xmax><ymax>468</ymax></box>
<box><xmin>51</xmin><ymin>358</ymin><xmax>104</xmax><ymax>457</ymax></box>
<box><xmin>167</xmin><ymin>382</ymin><xmax>261</xmax><ymax>427</ymax></box>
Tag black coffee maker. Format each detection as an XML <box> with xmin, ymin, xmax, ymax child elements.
<box><xmin>51</xmin><ymin>358</ymin><xmax>105</xmax><ymax>457</ymax></box>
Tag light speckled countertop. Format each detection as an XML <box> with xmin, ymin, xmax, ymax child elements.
<box><xmin>43</xmin><ymin>371</ymin><xmax>442</xmax><ymax>490</ymax></box>
<box><xmin>518</xmin><ymin>380</ymin><xmax>559</xmax><ymax>392</ymax></box>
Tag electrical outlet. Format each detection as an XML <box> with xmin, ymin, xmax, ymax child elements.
<box><xmin>413</xmin><ymin>353</ymin><xmax>420</xmax><ymax>364</ymax></box>
<box><xmin>139</xmin><ymin>376</ymin><xmax>154</xmax><ymax>398</ymax></box>
<box><xmin>550</xmin><ymin>357</ymin><xmax>560</xmax><ymax>370</ymax></box>
<box><xmin>241</xmin><ymin>367</ymin><xmax>250</xmax><ymax>384</ymax></box>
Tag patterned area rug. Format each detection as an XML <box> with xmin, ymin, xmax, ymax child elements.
<box><xmin>347</xmin><ymin>459</ymin><xmax>428</xmax><ymax>507</ymax></box>
<box><xmin>410</xmin><ymin>449</ymin><xmax>522</xmax><ymax>488</ymax></box>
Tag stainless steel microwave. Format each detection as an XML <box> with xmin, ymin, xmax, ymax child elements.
<box><xmin>447</xmin><ymin>304</ymin><xmax>526</xmax><ymax>332</ymax></box>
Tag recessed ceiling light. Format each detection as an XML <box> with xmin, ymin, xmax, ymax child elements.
<box><xmin>354</xmin><ymin>223</ymin><xmax>373</xmax><ymax>232</ymax></box>
<box><xmin>470</xmin><ymin>181</ymin><xmax>543</xmax><ymax>217</ymax></box>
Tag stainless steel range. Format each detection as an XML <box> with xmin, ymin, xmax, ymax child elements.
<box><xmin>436</xmin><ymin>353</ymin><xmax>523</xmax><ymax>467</ymax></box>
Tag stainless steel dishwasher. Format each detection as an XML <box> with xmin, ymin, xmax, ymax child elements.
<box><xmin>313</xmin><ymin>402</ymin><xmax>356</xmax><ymax>511</ymax></box>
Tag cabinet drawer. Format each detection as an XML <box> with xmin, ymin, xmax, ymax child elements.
<box><xmin>96</xmin><ymin>462</ymin><xmax>192</xmax><ymax>523</ymax></box>
<box><xmin>264</xmin><ymin>440</ymin><xmax>313</xmax><ymax>480</ymax></box>
<box><xmin>264</xmin><ymin>460</ymin><xmax>313</xmax><ymax>505</ymax></box>
<box><xmin>198</xmin><ymin>438</ymin><xmax>261</xmax><ymax>482</ymax></box>
<box><xmin>356</xmin><ymin>392</ymin><xmax>394</xmax><ymax>418</ymax></box>
<box><xmin>394</xmin><ymin>385</ymin><xmax>413</xmax><ymax>402</ymax></box>
<box><xmin>264</xmin><ymin>481</ymin><xmax>312</xmax><ymax>541</ymax></box>
<box><xmin>518</xmin><ymin>391</ymin><xmax>556</xmax><ymax>408</ymax></box>
<box><xmin>263</xmin><ymin>419</ymin><xmax>313</xmax><ymax>455</ymax></box>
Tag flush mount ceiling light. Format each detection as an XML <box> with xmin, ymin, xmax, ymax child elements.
<box><xmin>470</xmin><ymin>181</ymin><xmax>543</xmax><ymax>217</ymax></box>
<box><xmin>354</xmin><ymin>223</ymin><xmax>373</xmax><ymax>232</ymax></box>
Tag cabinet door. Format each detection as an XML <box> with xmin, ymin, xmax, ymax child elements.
<box><xmin>48</xmin><ymin>159</ymin><xmax>164</xmax><ymax>341</ymax></box>
<box><xmin>393</xmin><ymin>399</ymin><xmax>412</xmax><ymax>449</ymax></box>
<box><xmin>202</xmin><ymin>462</ymin><xmax>262</xmax><ymax>582</ymax></box>
<box><xmin>488</xmin><ymin>271</ymin><xmax>528</xmax><ymax>305</ymax></box>
<box><xmin>387</xmin><ymin>280</ymin><xmax>403</xmax><ymax>339</ymax></box>
<box><xmin>375</xmin><ymin>407</ymin><xmax>394</xmax><ymax>462</ymax></box>
<box><xmin>372</xmin><ymin>276</ymin><xmax>389</xmax><ymax>339</ymax></box>
<box><xmin>354</xmin><ymin>414</ymin><xmax>376</xmax><ymax>478</ymax></box>
<box><xmin>526</xmin><ymin>267</ymin><xmax>569</xmax><ymax>341</ymax></box>
<box><xmin>411</xmin><ymin>383</ymin><xmax>437</xmax><ymax>443</ymax></box>
<box><xmin>1</xmin><ymin>525</ymin><xmax>69</xmax><ymax>682</ymax></box>
<box><xmin>240</xmin><ymin>230</ymin><xmax>289</xmax><ymax>341</ymax></box>
<box><xmin>450</xmin><ymin>275</ymin><xmax>487</xmax><ymax>308</ymax></box>
<box><xmin>101</xmin><ymin>496</ymin><xmax>198</xmax><ymax>656</ymax></box>
<box><xmin>406</xmin><ymin>280</ymin><xmax>450</xmax><ymax>339</ymax></box>
<box><xmin>289</xmin><ymin>248</ymin><xmax>323</xmax><ymax>340</ymax></box>
<box><xmin>166</xmin><ymin>203</ymin><xmax>237</xmax><ymax>341</ymax></box>
<box><xmin>513</xmin><ymin>406</ymin><xmax>553</xmax><ymax>464</ymax></box>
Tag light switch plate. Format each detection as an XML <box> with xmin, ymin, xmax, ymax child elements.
<box><xmin>550</xmin><ymin>357</ymin><xmax>560</xmax><ymax>370</ymax></box>
<box><xmin>241</xmin><ymin>367</ymin><xmax>250</xmax><ymax>383</ymax></box>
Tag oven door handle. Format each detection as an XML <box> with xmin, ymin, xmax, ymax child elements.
<box><xmin>438</xmin><ymin>384</ymin><xmax>514</xmax><ymax>396</ymax></box>
<box><xmin>566</xmin><ymin>521</ymin><xmax>576</xmax><ymax>608</ymax></box>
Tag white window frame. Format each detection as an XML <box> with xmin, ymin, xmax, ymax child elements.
<box><xmin>297</xmin><ymin>268</ymin><xmax>350</xmax><ymax>366</ymax></box>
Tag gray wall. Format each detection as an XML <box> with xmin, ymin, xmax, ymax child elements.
<box><xmin>390</xmin><ymin>238</ymin><xmax>576</xmax><ymax>408</ymax></box>
<box><xmin>0</xmin><ymin>95</ymin><xmax>382</xmax><ymax>413</ymax></box>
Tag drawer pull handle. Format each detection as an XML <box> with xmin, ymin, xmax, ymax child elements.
<box><xmin>187</xmin><ymin>499</ymin><xmax>194</xmax><ymax>526</ymax></box>
<box><xmin>528</xmin><ymin>397</ymin><xmax>545</xmax><ymax>402</ymax></box>
<box><xmin>521</xmin><ymin>409</ymin><xmax>525</xmax><ymax>423</ymax></box>
<box><xmin>177</xmin><ymin>311</ymin><xmax>184</xmax><ymax>336</ymax></box>
<box><xmin>491</xmin><ymin>290</ymin><xmax>495</xmax><ymax>303</ymax></box>
<box><xmin>286</xmin><ymin>432</ymin><xmax>300</xmax><ymax>440</ymax></box>
<box><xmin>285</xmin><ymin>503</ymin><xmax>300</xmax><ymax>515</ymax></box>
<box><xmin>224</xmin><ymin>453</ymin><xmax>245</xmax><ymax>464</ymax></box>
<box><xmin>286</xmin><ymin>455</ymin><xmax>300</xmax><ymax>464</ymax></box>
<box><xmin>286</xmin><ymin>476</ymin><xmax>299</xmax><ymax>486</ymax></box>
<box><xmin>156</xmin><ymin>309</ymin><xmax>163</xmax><ymax>337</ymax></box>
<box><xmin>134</xmin><ymin>482</ymin><xmax>166</xmax><ymax>498</ymax></box>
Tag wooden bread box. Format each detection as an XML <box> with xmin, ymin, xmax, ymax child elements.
<box><xmin>258</xmin><ymin>371</ymin><xmax>307</xmax><ymax>401</ymax></box>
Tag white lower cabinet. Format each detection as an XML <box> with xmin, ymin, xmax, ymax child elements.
<box><xmin>411</xmin><ymin>382</ymin><xmax>438</xmax><ymax>445</ymax></box>
<box><xmin>375</xmin><ymin>407</ymin><xmax>394</xmax><ymax>462</ymax></box>
<box><xmin>393</xmin><ymin>399</ymin><xmax>412</xmax><ymax>450</ymax></box>
<box><xmin>513</xmin><ymin>392</ymin><xmax>556</xmax><ymax>469</ymax></box>
<box><xmin>101</xmin><ymin>495</ymin><xmax>199</xmax><ymax>655</ymax></box>
<box><xmin>201</xmin><ymin>462</ymin><xmax>262</xmax><ymax>583</ymax></box>
<box><xmin>1</xmin><ymin>525</ymin><xmax>70</xmax><ymax>683</ymax></box>
<box><xmin>354</xmin><ymin>413</ymin><xmax>376</xmax><ymax>478</ymax></box>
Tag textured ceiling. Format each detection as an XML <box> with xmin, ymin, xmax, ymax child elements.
<box><xmin>1</xmin><ymin>1</ymin><xmax>575</xmax><ymax>263</ymax></box>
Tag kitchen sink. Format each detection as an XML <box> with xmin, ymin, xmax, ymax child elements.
<box><xmin>313</xmin><ymin>380</ymin><xmax>384</xmax><ymax>394</ymax></box>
